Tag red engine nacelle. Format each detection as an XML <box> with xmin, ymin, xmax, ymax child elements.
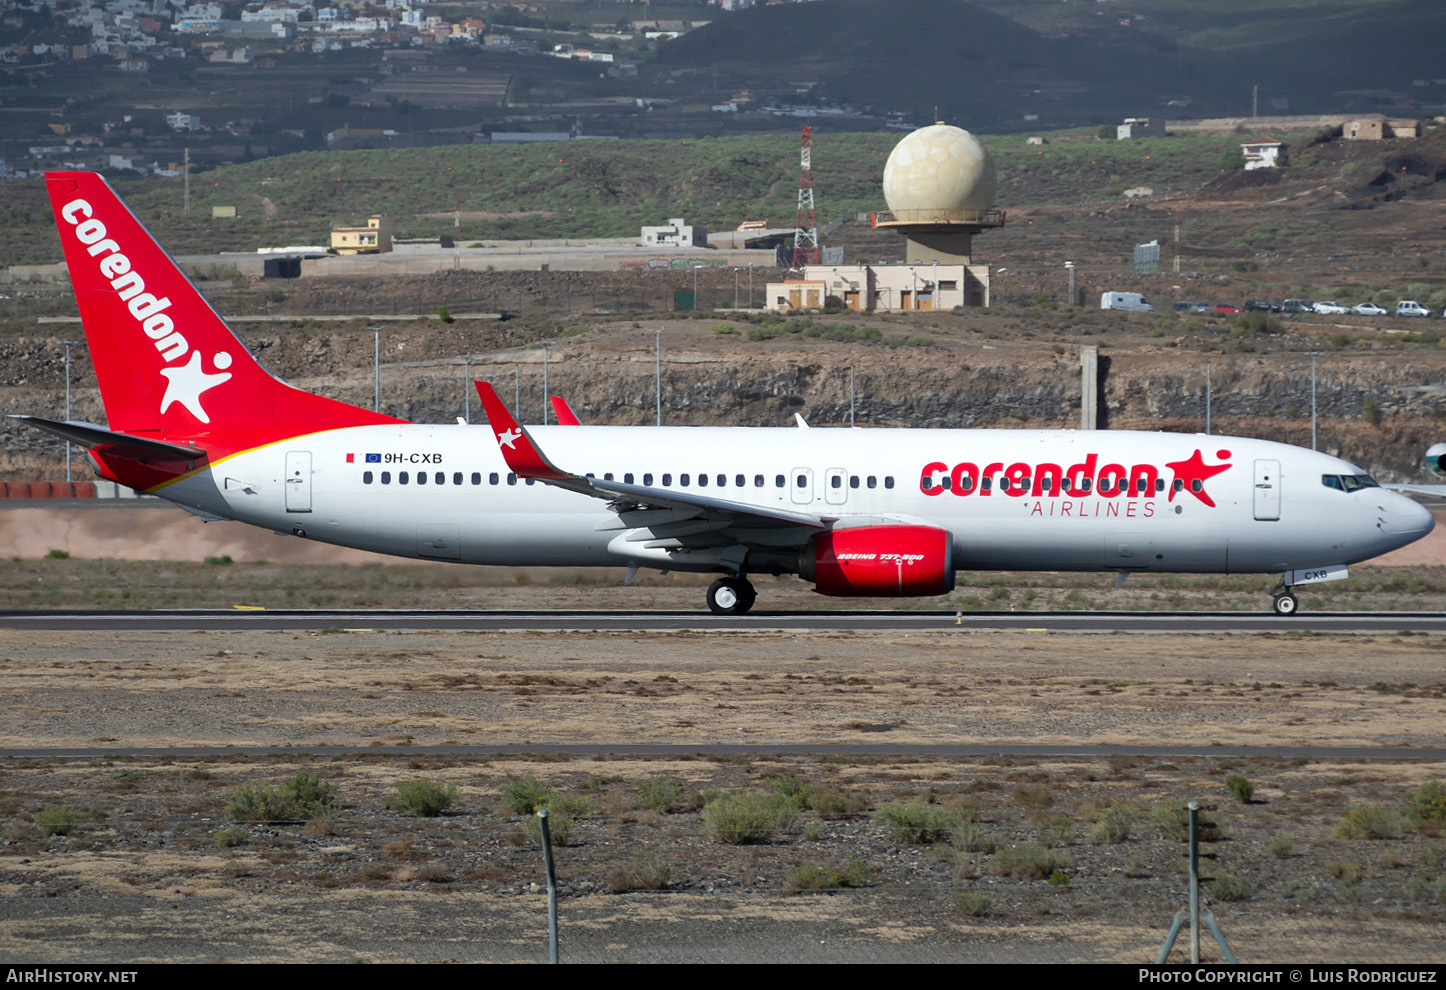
<box><xmin>802</xmin><ymin>525</ymin><xmax>955</xmax><ymax>597</ymax></box>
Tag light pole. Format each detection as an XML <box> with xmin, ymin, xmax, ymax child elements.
<box><xmin>1064</xmin><ymin>261</ymin><xmax>1076</xmax><ymax>306</ymax></box>
<box><xmin>463</xmin><ymin>354</ymin><xmax>473</xmax><ymax>424</ymax></box>
<box><xmin>733</xmin><ymin>268</ymin><xmax>740</xmax><ymax>309</ymax></box>
<box><xmin>540</xmin><ymin>342</ymin><xmax>552</xmax><ymax>425</ymax></box>
<box><xmin>62</xmin><ymin>340</ymin><xmax>77</xmax><ymax>482</ymax></box>
<box><xmin>367</xmin><ymin>326</ymin><xmax>382</xmax><ymax>411</ymax></box>
<box><xmin>1311</xmin><ymin>352</ymin><xmax>1319</xmax><ymax>450</ymax></box>
<box><xmin>649</xmin><ymin>329</ymin><xmax>662</xmax><ymax>426</ymax></box>
<box><xmin>692</xmin><ymin>264</ymin><xmax>704</xmax><ymax>311</ymax></box>
<box><xmin>748</xmin><ymin>263</ymin><xmax>754</xmax><ymax>309</ymax></box>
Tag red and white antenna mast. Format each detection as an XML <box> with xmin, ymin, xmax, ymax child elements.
<box><xmin>792</xmin><ymin>125</ymin><xmax>820</xmax><ymax>268</ymax></box>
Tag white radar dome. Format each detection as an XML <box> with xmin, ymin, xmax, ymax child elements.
<box><xmin>882</xmin><ymin>124</ymin><xmax>996</xmax><ymax>216</ymax></box>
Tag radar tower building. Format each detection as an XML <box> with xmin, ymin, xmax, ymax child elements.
<box><xmin>767</xmin><ymin>122</ymin><xmax>1001</xmax><ymax>313</ymax></box>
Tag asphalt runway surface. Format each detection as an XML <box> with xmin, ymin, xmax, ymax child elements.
<box><xmin>2</xmin><ymin>607</ymin><xmax>1445</xmax><ymax>633</ymax></box>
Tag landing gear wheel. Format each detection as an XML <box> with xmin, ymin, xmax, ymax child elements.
<box><xmin>1272</xmin><ymin>592</ymin><xmax>1298</xmax><ymax>616</ymax></box>
<box><xmin>707</xmin><ymin>577</ymin><xmax>756</xmax><ymax>616</ymax></box>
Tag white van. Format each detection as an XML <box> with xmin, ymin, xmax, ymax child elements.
<box><xmin>1100</xmin><ymin>291</ymin><xmax>1154</xmax><ymax>312</ymax></box>
<box><xmin>1397</xmin><ymin>301</ymin><xmax>1433</xmax><ymax>318</ymax></box>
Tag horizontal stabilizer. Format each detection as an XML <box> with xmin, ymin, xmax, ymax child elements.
<box><xmin>10</xmin><ymin>415</ymin><xmax>205</xmax><ymax>460</ymax></box>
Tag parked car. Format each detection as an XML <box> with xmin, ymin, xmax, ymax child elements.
<box><xmin>1351</xmin><ymin>302</ymin><xmax>1389</xmax><ymax>316</ymax></box>
<box><xmin>1173</xmin><ymin>301</ymin><xmax>1212</xmax><ymax>313</ymax></box>
<box><xmin>1282</xmin><ymin>299</ymin><xmax>1314</xmax><ymax>314</ymax></box>
<box><xmin>1244</xmin><ymin>300</ymin><xmax>1281</xmax><ymax>312</ymax></box>
<box><xmin>1313</xmin><ymin>301</ymin><xmax>1348</xmax><ymax>315</ymax></box>
<box><xmin>1213</xmin><ymin>304</ymin><xmax>1242</xmax><ymax>314</ymax></box>
<box><xmin>1397</xmin><ymin>301</ymin><xmax>1433</xmax><ymax>317</ymax></box>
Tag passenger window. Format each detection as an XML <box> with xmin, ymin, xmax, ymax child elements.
<box><xmin>698</xmin><ymin>474</ymin><xmax>707</xmax><ymax>487</ymax></box>
<box><xmin>735</xmin><ymin>474</ymin><xmax>745</xmax><ymax>487</ymax></box>
<box><xmin>775</xmin><ymin>475</ymin><xmax>785</xmax><ymax>488</ymax></box>
<box><xmin>604</xmin><ymin>473</ymin><xmax>614</xmax><ymax>481</ymax></box>
<box><xmin>884</xmin><ymin>476</ymin><xmax>894</xmax><ymax>489</ymax></box>
<box><xmin>831</xmin><ymin>475</ymin><xmax>842</xmax><ymax>489</ymax></box>
<box><xmin>435</xmin><ymin>472</ymin><xmax>444</xmax><ymax>485</ymax></box>
<box><xmin>867</xmin><ymin>476</ymin><xmax>877</xmax><ymax>489</ymax></box>
<box><xmin>796</xmin><ymin>474</ymin><xmax>807</xmax><ymax>488</ymax></box>
<box><xmin>849</xmin><ymin>475</ymin><xmax>859</xmax><ymax>489</ymax></box>
<box><xmin>400</xmin><ymin>471</ymin><xmax>409</xmax><ymax>484</ymax></box>
<box><xmin>453</xmin><ymin>472</ymin><xmax>463</xmax><ymax>485</ymax></box>
<box><xmin>718</xmin><ymin>474</ymin><xmax>726</xmax><ymax>487</ymax></box>
<box><xmin>662</xmin><ymin>473</ymin><xmax>672</xmax><ymax>486</ymax></box>
<box><xmin>644</xmin><ymin>473</ymin><xmax>654</xmax><ymax>486</ymax></box>
<box><xmin>507</xmin><ymin>473</ymin><xmax>517</xmax><ymax>485</ymax></box>
<box><xmin>485</xmin><ymin>472</ymin><xmax>495</xmax><ymax>485</ymax></box>
<box><xmin>681</xmin><ymin>473</ymin><xmax>691</xmax><ymax>486</ymax></box>
<box><xmin>624</xmin><ymin>473</ymin><xmax>634</xmax><ymax>484</ymax></box>
<box><xmin>417</xmin><ymin>472</ymin><xmax>427</xmax><ymax>486</ymax></box>
<box><xmin>1155</xmin><ymin>478</ymin><xmax>1165</xmax><ymax>492</ymax></box>
<box><xmin>526</xmin><ymin>479</ymin><xmax>535</xmax><ymax>486</ymax></box>
<box><xmin>381</xmin><ymin>471</ymin><xmax>391</xmax><ymax>484</ymax></box>
<box><xmin>363</xmin><ymin>471</ymin><xmax>373</xmax><ymax>484</ymax></box>
<box><xmin>754</xmin><ymin>475</ymin><xmax>764</xmax><ymax>487</ymax></box>
<box><xmin>982</xmin><ymin>477</ymin><xmax>992</xmax><ymax>492</ymax></box>
<box><xmin>1191</xmin><ymin>480</ymin><xmax>1202</xmax><ymax>492</ymax></box>
<box><xmin>940</xmin><ymin>476</ymin><xmax>952</xmax><ymax>491</ymax></box>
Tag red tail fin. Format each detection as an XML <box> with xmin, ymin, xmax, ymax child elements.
<box><xmin>46</xmin><ymin>172</ymin><xmax>402</xmax><ymax>453</ymax></box>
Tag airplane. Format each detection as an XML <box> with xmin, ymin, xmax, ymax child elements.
<box><xmin>19</xmin><ymin>171</ymin><xmax>1437</xmax><ymax>617</ymax></box>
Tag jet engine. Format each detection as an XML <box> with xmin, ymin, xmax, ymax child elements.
<box><xmin>802</xmin><ymin>525</ymin><xmax>955</xmax><ymax>597</ymax></box>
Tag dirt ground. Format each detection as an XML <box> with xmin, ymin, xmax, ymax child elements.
<box><xmin>4</xmin><ymin>610</ymin><xmax>1446</xmax><ymax>963</ymax></box>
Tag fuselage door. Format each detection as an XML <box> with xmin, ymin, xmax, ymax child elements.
<box><xmin>791</xmin><ymin>467</ymin><xmax>814</xmax><ymax>505</ymax></box>
<box><xmin>1253</xmin><ymin>459</ymin><xmax>1281</xmax><ymax>521</ymax></box>
<box><xmin>284</xmin><ymin>450</ymin><xmax>312</xmax><ymax>513</ymax></box>
<box><xmin>824</xmin><ymin>467</ymin><xmax>848</xmax><ymax>505</ymax></box>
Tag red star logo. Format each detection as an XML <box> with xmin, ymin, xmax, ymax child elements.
<box><xmin>1165</xmin><ymin>448</ymin><xmax>1232</xmax><ymax>507</ymax></box>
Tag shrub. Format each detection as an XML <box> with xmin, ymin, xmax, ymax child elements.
<box><xmin>989</xmin><ymin>844</ymin><xmax>1069</xmax><ymax>880</ymax></box>
<box><xmin>954</xmin><ymin>891</ymin><xmax>991</xmax><ymax>917</ymax></box>
<box><xmin>785</xmin><ymin>859</ymin><xmax>874</xmax><ymax>891</ymax></box>
<box><xmin>500</xmin><ymin>774</ymin><xmax>556</xmax><ymax>815</ymax></box>
<box><xmin>387</xmin><ymin>779</ymin><xmax>460</xmax><ymax>817</ymax></box>
<box><xmin>225</xmin><ymin>771</ymin><xmax>339</xmax><ymax>824</ymax></box>
<box><xmin>35</xmin><ymin>805</ymin><xmax>78</xmax><ymax>837</ymax></box>
<box><xmin>214</xmin><ymin>825</ymin><xmax>249</xmax><ymax>848</ymax></box>
<box><xmin>46</xmin><ymin>549</ymin><xmax>69</xmax><ymax>560</ymax></box>
<box><xmin>1087</xmin><ymin>805</ymin><xmax>1134</xmax><ymax>844</ymax></box>
<box><xmin>437</xmin><ymin>306</ymin><xmax>454</xmax><ymax>323</ymax></box>
<box><xmin>703</xmin><ymin>791</ymin><xmax>798</xmax><ymax>844</ymax></box>
<box><xmin>876</xmin><ymin>801</ymin><xmax>952</xmax><ymax>845</ymax></box>
<box><xmin>904</xmin><ymin>335</ymin><xmax>934</xmax><ymax>347</ymax></box>
<box><xmin>1225</xmin><ymin>774</ymin><xmax>1254</xmax><ymax>804</ymax></box>
<box><xmin>709</xmin><ymin>322</ymin><xmax>736</xmax><ymax>335</ymax></box>
<box><xmin>1268</xmin><ymin>832</ymin><xmax>1295</xmax><ymax>859</ymax></box>
<box><xmin>1209</xmin><ymin>874</ymin><xmax>1255</xmax><ymax>901</ymax></box>
<box><xmin>611</xmin><ymin>852</ymin><xmax>673</xmax><ymax>892</ymax></box>
<box><xmin>1335</xmin><ymin>805</ymin><xmax>1402</xmax><ymax>840</ymax></box>
<box><xmin>1406</xmin><ymin>781</ymin><xmax>1446</xmax><ymax>833</ymax></box>
<box><xmin>637</xmin><ymin>776</ymin><xmax>684</xmax><ymax>814</ymax></box>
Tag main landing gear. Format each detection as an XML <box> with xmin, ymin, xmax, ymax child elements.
<box><xmin>707</xmin><ymin>576</ymin><xmax>757</xmax><ymax>616</ymax></box>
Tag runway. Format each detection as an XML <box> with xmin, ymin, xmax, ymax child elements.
<box><xmin>1</xmin><ymin>607</ymin><xmax>1444</xmax><ymax>633</ymax></box>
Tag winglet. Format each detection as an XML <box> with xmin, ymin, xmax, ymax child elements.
<box><xmin>474</xmin><ymin>382</ymin><xmax>573</xmax><ymax>481</ymax></box>
<box><xmin>550</xmin><ymin>396</ymin><xmax>583</xmax><ymax>426</ymax></box>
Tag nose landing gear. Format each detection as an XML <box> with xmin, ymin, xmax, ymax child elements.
<box><xmin>1271</xmin><ymin>591</ymin><xmax>1298</xmax><ymax>616</ymax></box>
<box><xmin>707</xmin><ymin>576</ymin><xmax>757</xmax><ymax>616</ymax></box>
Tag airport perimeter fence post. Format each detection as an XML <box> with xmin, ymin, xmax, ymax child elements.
<box><xmin>538</xmin><ymin>808</ymin><xmax>559</xmax><ymax>963</ymax></box>
<box><xmin>1157</xmin><ymin>799</ymin><xmax>1237</xmax><ymax>965</ymax></box>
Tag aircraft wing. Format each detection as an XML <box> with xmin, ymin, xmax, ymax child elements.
<box><xmin>10</xmin><ymin>415</ymin><xmax>206</xmax><ymax>460</ymax></box>
<box><xmin>1388</xmin><ymin>484</ymin><xmax>1446</xmax><ymax>498</ymax></box>
<box><xmin>474</xmin><ymin>382</ymin><xmax>827</xmax><ymax>532</ymax></box>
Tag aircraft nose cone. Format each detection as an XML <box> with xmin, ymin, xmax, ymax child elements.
<box><xmin>1401</xmin><ymin>498</ymin><xmax>1437</xmax><ymax>539</ymax></box>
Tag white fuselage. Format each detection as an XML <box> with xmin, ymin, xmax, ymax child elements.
<box><xmin>150</xmin><ymin>424</ymin><xmax>1434</xmax><ymax>578</ymax></box>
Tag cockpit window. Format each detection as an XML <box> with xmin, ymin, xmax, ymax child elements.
<box><xmin>1325</xmin><ymin>473</ymin><xmax>1381</xmax><ymax>492</ymax></box>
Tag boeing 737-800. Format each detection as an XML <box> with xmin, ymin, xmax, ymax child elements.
<box><xmin>20</xmin><ymin>171</ymin><xmax>1436</xmax><ymax>615</ymax></box>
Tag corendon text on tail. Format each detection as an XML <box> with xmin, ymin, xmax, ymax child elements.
<box><xmin>21</xmin><ymin>170</ymin><xmax>1437</xmax><ymax>616</ymax></box>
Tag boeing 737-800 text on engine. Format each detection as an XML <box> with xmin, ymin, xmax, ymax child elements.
<box><xmin>21</xmin><ymin>172</ymin><xmax>1435</xmax><ymax>615</ymax></box>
